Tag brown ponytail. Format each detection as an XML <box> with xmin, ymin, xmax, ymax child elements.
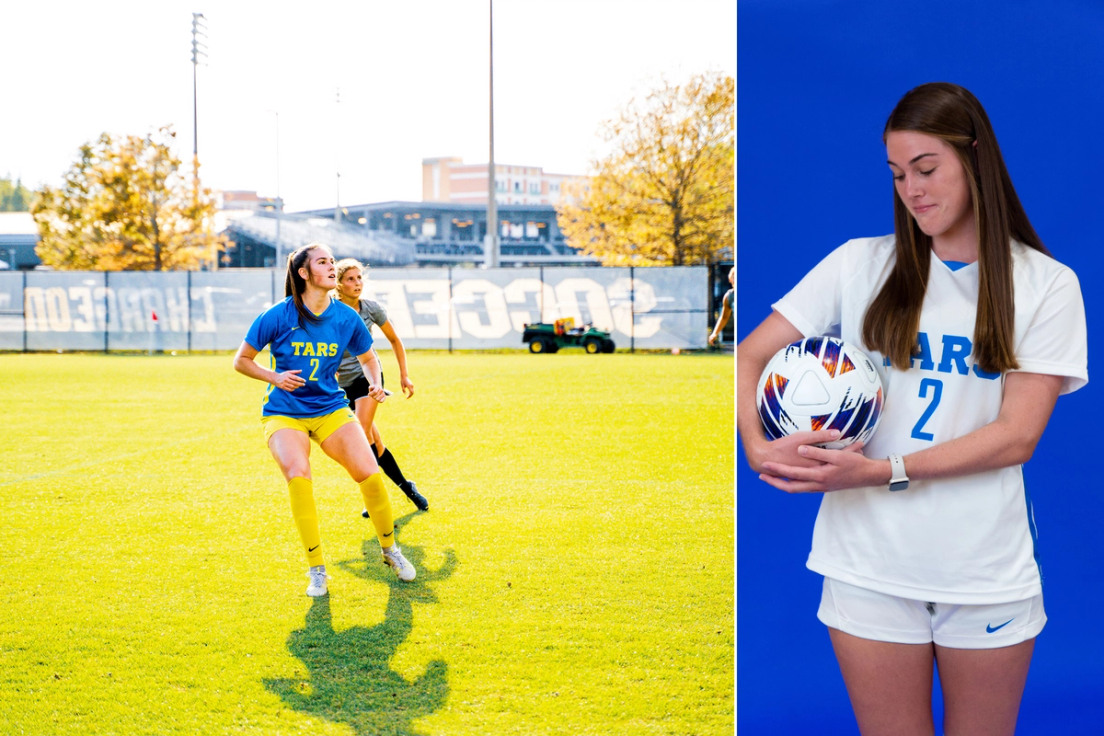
<box><xmin>284</xmin><ymin>243</ymin><xmax>325</xmax><ymax>327</ymax></box>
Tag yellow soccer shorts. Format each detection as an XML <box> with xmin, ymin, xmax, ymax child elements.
<box><xmin>262</xmin><ymin>407</ymin><xmax>358</xmax><ymax>445</ymax></box>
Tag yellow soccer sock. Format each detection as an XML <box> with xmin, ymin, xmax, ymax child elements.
<box><xmin>358</xmin><ymin>473</ymin><xmax>395</xmax><ymax>548</ymax></box>
<box><xmin>288</xmin><ymin>477</ymin><xmax>324</xmax><ymax>567</ymax></box>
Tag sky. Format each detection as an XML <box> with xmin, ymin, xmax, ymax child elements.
<box><xmin>0</xmin><ymin>0</ymin><xmax>735</xmax><ymax>213</ymax></box>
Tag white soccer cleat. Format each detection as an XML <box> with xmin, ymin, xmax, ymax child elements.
<box><xmin>306</xmin><ymin>567</ymin><xmax>329</xmax><ymax>597</ymax></box>
<box><xmin>382</xmin><ymin>545</ymin><xmax>416</xmax><ymax>582</ymax></box>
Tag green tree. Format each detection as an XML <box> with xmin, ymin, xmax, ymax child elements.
<box><xmin>557</xmin><ymin>72</ymin><xmax>734</xmax><ymax>266</ymax></box>
<box><xmin>0</xmin><ymin>176</ymin><xmax>34</xmax><ymax>212</ymax></box>
<box><xmin>32</xmin><ymin>127</ymin><xmax>224</xmax><ymax>270</ymax></box>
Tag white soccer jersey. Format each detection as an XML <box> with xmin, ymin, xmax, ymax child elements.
<box><xmin>773</xmin><ymin>235</ymin><xmax>1088</xmax><ymax>604</ymax></box>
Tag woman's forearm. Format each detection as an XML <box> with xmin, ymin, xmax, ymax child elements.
<box><xmin>359</xmin><ymin>352</ymin><xmax>383</xmax><ymax>387</ymax></box>
<box><xmin>390</xmin><ymin>337</ymin><xmax>409</xmax><ymax>379</ymax></box>
<box><xmin>902</xmin><ymin>418</ymin><xmax>1038</xmax><ymax>482</ymax></box>
<box><xmin>737</xmin><ymin>346</ymin><xmax>771</xmax><ymax>468</ymax></box>
<box><xmin>712</xmin><ymin>304</ymin><xmax>732</xmax><ymax>337</ymax></box>
<box><xmin>899</xmin><ymin>372</ymin><xmax>1062</xmax><ymax>482</ymax></box>
<box><xmin>234</xmin><ymin>353</ymin><xmax>278</xmax><ymax>385</ymax></box>
<box><xmin>736</xmin><ymin>312</ymin><xmax>806</xmax><ymax>469</ymax></box>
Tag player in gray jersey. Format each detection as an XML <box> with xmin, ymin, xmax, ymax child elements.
<box><xmin>708</xmin><ymin>266</ymin><xmax>733</xmax><ymax>346</ymax></box>
<box><xmin>334</xmin><ymin>258</ymin><xmax>428</xmax><ymax>513</ymax></box>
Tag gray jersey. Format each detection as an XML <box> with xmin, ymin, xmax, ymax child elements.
<box><xmin>337</xmin><ymin>298</ymin><xmax>389</xmax><ymax>387</ymax></box>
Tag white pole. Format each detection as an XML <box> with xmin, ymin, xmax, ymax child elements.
<box><xmin>334</xmin><ymin>88</ymin><xmax>342</xmax><ymax>223</ymax></box>
<box><xmin>485</xmin><ymin>0</ymin><xmax>499</xmax><ymax>268</ymax></box>
<box><xmin>273</xmin><ymin>110</ymin><xmax>282</xmax><ymax>266</ymax></box>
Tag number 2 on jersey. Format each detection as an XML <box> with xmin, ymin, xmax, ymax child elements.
<box><xmin>309</xmin><ymin>358</ymin><xmax>320</xmax><ymax>381</ymax></box>
<box><xmin>911</xmin><ymin>378</ymin><xmax>943</xmax><ymax>441</ymax></box>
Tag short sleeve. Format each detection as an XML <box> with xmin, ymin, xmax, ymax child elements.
<box><xmin>347</xmin><ymin>315</ymin><xmax>374</xmax><ymax>357</ymax></box>
<box><xmin>1010</xmin><ymin>267</ymin><xmax>1089</xmax><ymax>395</ymax></box>
<box><xmin>363</xmin><ymin>299</ymin><xmax>388</xmax><ymax>327</ymax></box>
<box><xmin>771</xmin><ymin>242</ymin><xmax>848</xmax><ymax>337</ymax></box>
<box><xmin>244</xmin><ymin>308</ymin><xmax>277</xmax><ymax>351</ymax></box>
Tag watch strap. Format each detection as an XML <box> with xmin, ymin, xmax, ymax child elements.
<box><xmin>888</xmin><ymin>453</ymin><xmax>909</xmax><ymax>492</ymax></box>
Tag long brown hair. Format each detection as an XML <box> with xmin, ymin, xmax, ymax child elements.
<box><xmin>284</xmin><ymin>243</ymin><xmax>327</xmax><ymax>326</ymax></box>
<box><xmin>862</xmin><ymin>82</ymin><xmax>1049</xmax><ymax>374</ymax></box>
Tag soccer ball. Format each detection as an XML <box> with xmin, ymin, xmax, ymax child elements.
<box><xmin>756</xmin><ymin>336</ymin><xmax>884</xmax><ymax>450</ymax></box>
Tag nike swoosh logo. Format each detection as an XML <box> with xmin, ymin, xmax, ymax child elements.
<box><xmin>986</xmin><ymin>618</ymin><xmax>1014</xmax><ymax>633</ymax></box>
<box><xmin>382</xmin><ymin>531</ymin><xmax>393</xmax><ymax>538</ymax></box>
<box><xmin>291</xmin><ymin>326</ymin><xmax>299</xmax><ymax>330</ymax></box>
<box><xmin>308</xmin><ymin>545</ymin><xmax>319</xmax><ymax>552</ymax></box>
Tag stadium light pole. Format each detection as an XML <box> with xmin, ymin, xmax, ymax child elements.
<box><xmin>334</xmin><ymin>87</ymin><xmax>342</xmax><ymax>224</ymax></box>
<box><xmin>268</xmin><ymin>109</ymin><xmax>283</xmax><ymax>267</ymax></box>
<box><xmin>190</xmin><ymin>13</ymin><xmax>207</xmax><ymax>170</ymax></box>
<box><xmin>485</xmin><ymin>0</ymin><xmax>499</xmax><ymax>268</ymax></box>
<box><xmin>190</xmin><ymin>12</ymin><xmax>210</xmax><ymax>267</ymax></box>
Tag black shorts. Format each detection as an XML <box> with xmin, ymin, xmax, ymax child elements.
<box><xmin>343</xmin><ymin>372</ymin><xmax>385</xmax><ymax>406</ymax></box>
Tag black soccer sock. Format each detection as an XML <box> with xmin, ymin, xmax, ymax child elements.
<box><xmin>370</xmin><ymin>443</ymin><xmax>408</xmax><ymax>488</ymax></box>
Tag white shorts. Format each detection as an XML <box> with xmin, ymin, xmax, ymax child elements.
<box><xmin>817</xmin><ymin>577</ymin><xmax>1046</xmax><ymax>650</ymax></box>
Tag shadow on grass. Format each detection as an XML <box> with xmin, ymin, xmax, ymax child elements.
<box><xmin>265</xmin><ymin>521</ymin><xmax>457</xmax><ymax>736</ymax></box>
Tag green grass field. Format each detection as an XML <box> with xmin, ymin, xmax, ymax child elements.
<box><xmin>0</xmin><ymin>351</ymin><xmax>733</xmax><ymax>736</ymax></box>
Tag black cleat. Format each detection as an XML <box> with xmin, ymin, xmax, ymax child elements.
<box><xmin>401</xmin><ymin>480</ymin><xmax>429</xmax><ymax>511</ymax></box>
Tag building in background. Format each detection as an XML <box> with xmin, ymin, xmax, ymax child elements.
<box><xmin>220</xmin><ymin>201</ymin><xmax>597</xmax><ymax>268</ymax></box>
<box><xmin>1</xmin><ymin>192</ymin><xmax>281</xmax><ymax>271</ymax></box>
<box><xmin>212</xmin><ymin>190</ymin><xmax>282</xmax><ymax>249</ymax></box>
<box><xmin>3</xmin><ymin>191</ymin><xmax>597</xmax><ymax>270</ymax></box>
<box><xmin>422</xmin><ymin>157</ymin><xmax>588</xmax><ymax>206</ymax></box>
<box><xmin>216</xmin><ymin>190</ymin><xmax>280</xmax><ymax>211</ymax></box>
<box><xmin>0</xmin><ymin>213</ymin><xmax>39</xmax><ymax>270</ymax></box>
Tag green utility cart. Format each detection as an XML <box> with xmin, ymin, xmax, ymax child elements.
<box><xmin>522</xmin><ymin>317</ymin><xmax>616</xmax><ymax>354</ymax></box>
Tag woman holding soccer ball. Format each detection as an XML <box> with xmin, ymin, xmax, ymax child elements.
<box><xmin>332</xmin><ymin>258</ymin><xmax>429</xmax><ymax>514</ymax></box>
<box><xmin>737</xmin><ymin>83</ymin><xmax>1087</xmax><ymax>735</ymax></box>
<box><xmin>233</xmin><ymin>243</ymin><xmax>416</xmax><ymax>598</ymax></box>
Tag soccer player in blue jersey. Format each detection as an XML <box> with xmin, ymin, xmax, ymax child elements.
<box><xmin>234</xmin><ymin>243</ymin><xmax>416</xmax><ymax>597</ymax></box>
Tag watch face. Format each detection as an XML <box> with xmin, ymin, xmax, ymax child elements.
<box><xmin>889</xmin><ymin>480</ymin><xmax>909</xmax><ymax>492</ymax></box>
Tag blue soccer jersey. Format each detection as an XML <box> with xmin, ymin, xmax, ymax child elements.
<box><xmin>244</xmin><ymin>297</ymin><xmax>374</xmax><ymax>417</ymax></box>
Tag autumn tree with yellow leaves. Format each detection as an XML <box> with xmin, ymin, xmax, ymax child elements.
<box><xmin>558</xmin><ymin>72</ymin><xmax>734</xmax><ymax>266</ymax></box>
<box><xmin>32</xmin><ymin>127</ymin><xmax>223</xmax><ymax>270</ymax></box>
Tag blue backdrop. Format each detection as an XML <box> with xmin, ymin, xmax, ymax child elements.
<box><xmin>736</xmin><ymin>2</ymin><xmax>1104</xmax><ymax>733</ymax></box>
